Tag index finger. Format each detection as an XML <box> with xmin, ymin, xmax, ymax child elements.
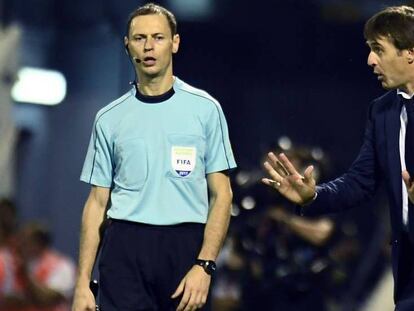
<box><xmin>267</xmin><ymin>152</ymin><xmax>290</xmax><ymax>176</ymax></box>
<box><xmin>278</xmin><ymin>153</ymin><xmax>300</xmax><ymax>176</ymax></box>
<box><xmin>263</xmin><ymin>161</ymin><xmax>283</xmax><ymax>184</ymax></box>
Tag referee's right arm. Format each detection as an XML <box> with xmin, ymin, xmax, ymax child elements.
<box><xmin>72</xmin><ymin>186</ymin><xmax>109</xmax><ymax>311</ymax></box>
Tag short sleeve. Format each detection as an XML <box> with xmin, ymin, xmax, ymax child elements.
<box><xmin>205</xmin><ymin>103</ymin><xmax>237</xmax><ymax>174</ymax></box>
<box><xmin>80</xmin><ymin>118</ymin><xmax>113</xmax><ymax>187</ymax></box>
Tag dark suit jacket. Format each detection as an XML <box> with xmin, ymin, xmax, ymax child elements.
<box><xmin>301</xmin><ymin>90</ymin><xmax>408</xmax><ymax>301</ymax></box>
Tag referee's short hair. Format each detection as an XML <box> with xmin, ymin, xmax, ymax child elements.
<box><xmin>126</xmin><ymin>3</ymin><xmax>177</xmax><ymax>38</ymax></box>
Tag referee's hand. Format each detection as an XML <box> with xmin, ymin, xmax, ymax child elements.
<box><xmin>172</xmin><ymin>265</ymin><xmax>211</xmax><ymax>311</ymax></box>
<box><xmin>72</xmin><ymin>285</ymin><xmax>96</xmax><ymax>311</ymax></box>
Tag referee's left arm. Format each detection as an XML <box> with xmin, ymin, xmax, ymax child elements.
<box><xmin>199</xmin><ymin>171</ymin><xmax>233</xmax><ymax>261</ymax></box>
<box><xmin>172</xmin><ymin>171</ymin><xmax>233</xmax><ymax>311</ymax></box>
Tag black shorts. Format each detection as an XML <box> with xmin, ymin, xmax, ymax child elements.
<box><xmin>98</xmin><ymin>219</ymin><xmax>211</xmax><ymax>311</ymax></box>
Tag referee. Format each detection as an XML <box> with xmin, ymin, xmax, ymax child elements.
<box><xmin>72</xmin><ymin>3</ymin><xmax>236</xmax><ymax>311</ymax></box>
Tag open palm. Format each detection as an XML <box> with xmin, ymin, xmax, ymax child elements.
<box><xmin>262</xmin><ymin>152</ymin><xmax>316</xmax><ymax>205</ymax></box>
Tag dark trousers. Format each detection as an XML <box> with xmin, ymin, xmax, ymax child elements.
<box><xmin>98</xmin><ymin>219</ymin><xmax>211</xmax><ymax>311</ymax></box>
<box><xmin>395</xmin><ymin>232</ymin><xmax>414</xmax><ymax>311</ymax></box>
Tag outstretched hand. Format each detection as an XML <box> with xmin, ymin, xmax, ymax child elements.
<box><xmin>262</xmin><ymin>152</ymin><xmax>316</xmax><ymax>205</ymax></box>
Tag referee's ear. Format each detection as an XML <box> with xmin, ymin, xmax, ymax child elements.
<box><xmin>124</xmin><ymin>37</ymin><xmax>131</xmax><ymax>57</ymax></box>
<box><xmin>172</xmin><ymin>34</ymin><xmax>180</xmax><ymax>54</ymax></box>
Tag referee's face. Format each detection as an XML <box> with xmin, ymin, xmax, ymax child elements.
<box><xmin>126</xmin><ymin>14</ymin><xmax>180</xmax><ymax>79</ymax></box>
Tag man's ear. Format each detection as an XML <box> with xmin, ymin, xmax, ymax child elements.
<box><xmin>172</xmin><ymin>34</ymin><xmax>180</xmax><ymax>54</ymax></box>
<box><xmin>407</xmin><ymin>47</ymin><xmax>414</xmax><ymax>64</ymax></box>
<box><xmin>124</xmin><ymin>36</ymin><xmax>130</xmax><ymax>56</ymax></box>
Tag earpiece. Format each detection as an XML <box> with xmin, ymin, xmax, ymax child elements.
<box><xmin>125</xmin><ymin>43</ymin><xmax>141</xmax><ymax>63</ymax></box>
<box><xmin>124</xmin><ymin>41</ymin><xmax>139</xmax><ymax>85</ymax></box>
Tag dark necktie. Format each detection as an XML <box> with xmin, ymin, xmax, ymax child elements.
<box><xmin>404</xmin><ymin>97</ymin><xmax>414</xmax><ymax>234</ymax></box>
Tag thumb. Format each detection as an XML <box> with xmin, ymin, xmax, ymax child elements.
<box><xmin>171</xmin><ymin>279</ymin><xmax>185</xmax><ymax>298</ymax></box>
<box><xmin>403</xmin><ymin>170</ymin><xmax>411</xmax><ymax>189</ymax></box>
<box><xmin>303</xmin><ymin>165</ymin><xmax>314</xmax><ymax>183</ymax></box>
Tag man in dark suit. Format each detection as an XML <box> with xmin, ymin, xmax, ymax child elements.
<box><xmin>262</xmin><ymin>5</ymin><xmax>414</xmax><ymax>310</ymax></box>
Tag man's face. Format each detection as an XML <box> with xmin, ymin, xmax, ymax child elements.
<box><xmin>125</xmin><ymin>14</ymin><xmax>179</xmax><ymax>79</ymax></box>
<box><xmin>17</xmin><ymin>227</ymin><xmax>40</xmax><ymax>260</ymax></box>
<box><xmin>367</xmin><ymin>36</ymin><xmax>413</xmax><ymax>91</ymax></box>
<box><xmin>0</xmin><ymin>206</ymin><xmax>16</xmax><ymax>237</ymax></box>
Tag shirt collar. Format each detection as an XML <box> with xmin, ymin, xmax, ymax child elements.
<box><xmin>134</xmin><ymin>84</ymin><xmax>175</xmax><ymax>103</ymax></box>
<box><xmin>397</xmin><ymin>89</ymin><xmax>414</xmax><ymax>100</ymax></box>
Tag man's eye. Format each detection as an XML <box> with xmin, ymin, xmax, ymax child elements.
<box><xmin>156</xmin><ymin>36</ymin><xmax>164</xmax><ymax>41</ymax></box>
<box><xmin>373</xmin><ymin>47</ymin><xmax>382</xmax><ymax>54</ymax></box>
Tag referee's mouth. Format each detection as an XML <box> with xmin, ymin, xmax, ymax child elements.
<box><xmin>143</xmin><ymin>57</ymin><xmax>156</xmax><ymax>66</ymax></box>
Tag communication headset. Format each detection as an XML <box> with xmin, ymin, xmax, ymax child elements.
<box><xmin>125</xmin><ymin>42</ymin><xmax>142</xmax><ymax>63</ymax></box>
<box><xmin>124</xmin><ymin>42</ymin><xmax>140</xmax><ymax>86</ymax></box>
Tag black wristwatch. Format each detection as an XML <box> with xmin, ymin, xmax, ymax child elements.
<box><xmin>195</xmin><ymin>259</ymin><xmax>216</xmax><ymax>275</ymax></box>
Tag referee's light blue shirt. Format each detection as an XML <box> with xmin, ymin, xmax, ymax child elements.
<box><xmin>80</xmin><ymin>77</ymin><xmax>237</xmax><ymax>225</ymax></box>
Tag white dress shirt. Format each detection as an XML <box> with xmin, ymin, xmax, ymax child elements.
<box><xmin>398</xmin><ymin>89</ymin><xmax>414</xmax><ymax>228</ymax></box>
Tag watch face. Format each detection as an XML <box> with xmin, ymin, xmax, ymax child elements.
<box><xmin>205</xmin><ymin>261</ymin><xmax>216</xmax><ymax>274</ymax></box>
<box><xmin>196</xmin><ymin>259</ymin><xmax>216</xmax><ymax>275</ymax></box>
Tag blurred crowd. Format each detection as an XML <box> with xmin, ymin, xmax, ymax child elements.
<box><xmin>0</xmin><ymin>198</ymin><xmax>76</xmax><ymax>311</ymax></box>
<box><xmin>211</xmin><ymin>140</ymin><xmax>392</xmax><ymax>311</ymax></box>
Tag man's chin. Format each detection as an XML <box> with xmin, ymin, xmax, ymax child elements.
<box><xmin>141</xmin><ymin>68</ymin><xmax>161</xmax><ymax>79</ymax></box>
<box><xmin>381</xmin><ymin>81</ymin><xmax>392</xmax><ymax>90</ymax></box>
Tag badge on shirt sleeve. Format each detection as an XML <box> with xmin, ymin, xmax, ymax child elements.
<box><xmin>171</xmin><ymin>146</ymin><xmax>196</xmax><ymax>177</ymax></box>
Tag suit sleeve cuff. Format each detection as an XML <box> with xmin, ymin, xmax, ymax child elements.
<box><xmin>296</xmin><ymin>192</ymin><xmax>318</xmax><ymax>216</ymax></box>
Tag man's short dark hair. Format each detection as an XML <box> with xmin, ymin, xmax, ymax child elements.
<box><xmin>0</xmin><ymin>198</ymin><xmax>16</xmax><ymax>216</ymax></box>
<box><xmin>364</xmin><ymin>5</ymin><xmax>414</xmax><ymax>50</ymax></box>
<box><xmin>25</xmin><ymin>223</ymin><xmax>52</xmax><ymax>248</ymax></box>
<box><xmin>126</xmin><ymin>3</ymin><xmax>177</xmax><ymax>38</ymax></box>
<box><xmin>0</xmin><ymin>198</ymin><xmax>17</xmax><ymax>234</ymax></box>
